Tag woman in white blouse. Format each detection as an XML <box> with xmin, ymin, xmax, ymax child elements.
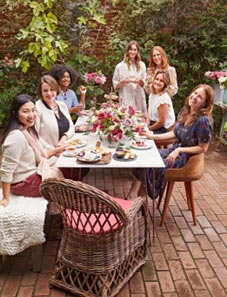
<box><xmin>147</xmin><ymin>70</ymin><xmax>175</xmax><ymax>134</ymax></box>
<box><xmin>112</xmin><ymin>41</ymin><xmax>147</xmax><ymax>113</ymax></box>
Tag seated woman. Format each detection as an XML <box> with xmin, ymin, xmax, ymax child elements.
<box><xmin>0</xmin><ymin>94</ymin><xmax>67</xmax><ymax>207</ymax></box>
<box><xmin>48</xmin><ymin>64</ymin><xmax>87</xmax><ymax>117</ymax></box>
<box><xmin>127</xmin><ymin>84</ymin><xmax>214</xmax><ymax>200</ymax></box>
<box><xmin>35</xmin><ymin>75</ymin><xmax>88</xmax><ymax>179</ymax></box>
<box><xmin>146</xmin><ymin>70</ymin><xmax>175</xmax><ymax>134</ymax></box>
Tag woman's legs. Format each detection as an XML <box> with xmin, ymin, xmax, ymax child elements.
<box><xmin>126</xmin><ymin>175</ymin><xmax>142</xmax><ymax>200</ymax></box>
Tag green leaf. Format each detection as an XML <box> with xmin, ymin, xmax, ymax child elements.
<box><xmin>93</xmin><ymin>13</ymin><xmax>106</xmax><ymax>25</ymax></box>
<box><xmin>78</xmin><ymin>16</ymin><xmax>88</xmax><ymax>25</ymax></box>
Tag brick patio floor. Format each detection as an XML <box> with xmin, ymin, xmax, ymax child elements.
<box><xmin>0</xmin><ymin>143</ymin><xmax>227</xmax><ymax>297</ymax></box>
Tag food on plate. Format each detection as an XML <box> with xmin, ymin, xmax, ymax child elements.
<box><xmin>76</xmin><ymin>148</ymin><xmax>101</xmax><ymax>162</ymax></box>
<box><xmin>75</xmin><ymin>125</ymin><xmax>88</xmax><ymax>132</ymax></box>
<box><xmin>95</xmin><ymin>141</ymin><xmax>108</xmax><ymax>155</ymax></box>
<box><xmin>135</xmin><ymin>140</ymin><xmax>145</xmax><ymax>147</ymax></box>
<box><xmin>67</xmin><ymin>139</ymin><xmax>83</xmax><ymax>145</ymax></box>
<box><xmin>114</xmin><ymin>147</ymin><xmax>135</xmax><ymax>160</ymax></box>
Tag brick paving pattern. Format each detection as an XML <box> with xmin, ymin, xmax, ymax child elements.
<box><xmin>0</xmin><ymin>145</ymin><xmax>227</xmax><ymax>297</ymax></box>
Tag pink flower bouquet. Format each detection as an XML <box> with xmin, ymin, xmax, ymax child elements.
<box><xmin>87</xmin><ymin>101</ymin><xmax>143</xmax><ymax>143</ymax></box>
<box><xmin>204</xmin><ymin>71</ymin><xmax>227</xmax><ymax>89</ymax></box>
<box><xmin>84</xmin><ymin>71</ymin><xmax>106</xmax><ymax>85</ymax></box>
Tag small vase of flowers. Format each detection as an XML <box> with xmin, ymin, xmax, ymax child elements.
<box><xmin>204</xmin><ymin>70</ymin><xmax>227</xmax><ymax>104</ymax></box>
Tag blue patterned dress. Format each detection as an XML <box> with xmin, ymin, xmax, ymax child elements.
<box><xmin>132</xmin><ymin>114</ymin><xmax>213</xmax><ymax>199</ymax></box>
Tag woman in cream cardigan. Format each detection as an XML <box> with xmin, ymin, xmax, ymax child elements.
<box><xmin>35</xmin><ymin>75</ymin><xmax>88</xmax><ymax>179</ymax></box>
<box><xmin>35</xmin><ymin>75</ymin><xmax>75</xmax><ymax>150</ymax></box>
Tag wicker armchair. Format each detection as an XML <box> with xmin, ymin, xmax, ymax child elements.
<box><xmin>41</xmin><ymin>178</ymin><xmax>149</xmax><ymax>297</ymax></box>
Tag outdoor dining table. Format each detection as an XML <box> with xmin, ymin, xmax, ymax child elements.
<box><xmin>56</xmin><ymin>116</ymin><xmax>165</xmax><ymax>241</ymax></box>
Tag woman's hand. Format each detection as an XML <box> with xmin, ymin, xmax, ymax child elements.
<box><xmin>0</xmin><ymin>198</ymin><xmax>9</xmax><ymax>207</ymax></box>
<box><xmin>166</xmin><ymin>148</ymin><xmax>180</xmax><ymax>166</ymax></box>
<box><xmin>139</xmin><ymin>129</ymin><xmax>153</xmax><ymax>139</ymax></box>
<box><xmin>80</xmin><ymin>85</ymin><xmax>87</xmax><ymax>95</ymax></box>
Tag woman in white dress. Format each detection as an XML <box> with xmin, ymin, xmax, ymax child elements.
<box><xmin>145</xmin><ymin>45</ymin><xmax>178</xmax><ymax>98</ymax></box>
<box><xmin>147</xmin><ymin>70</ymin><xmax>175</xmax><ymax>134</ymax></box>
<box><xmin>112</xmin><ymin>41</ymin><xmax>147</xmax><ymax>113</ymax></box>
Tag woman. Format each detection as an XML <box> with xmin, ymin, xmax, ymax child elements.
<box><xmin>145</xmin><ymin>46</ymin><xmax>178</xmax><ymax>97</ymax></box>
<box><xmin>36</xmin><ymin>75</ymin><xmax>89</xmax><ymax>179</ymax></box>
<box><xmin>0</xmin><ymin>94</ymin><xmax>66</xmax><ymax>207</ymax></box>
<box><xmin>48</xmin><ymin>64</ymin><xmax>87</xmax><ymax>116</ymax></box>
<box><xmin>127</xmin><ymin>84</ymin><xmax>214</xmax><ymax>200</ymax></box>
<box><xmin>35</xmin><ymin>75</ymin><xmax>75</xmax><ymax>150</ymax></box>
<box><xmin>112</xmin><ymin>41</ymin><xmax>147</xmax><ymax>113</ymax></box>
<box><xmin>147</xmin><ymin>70</ymin><xmax>175</xmax><ymax>134</ymax></box>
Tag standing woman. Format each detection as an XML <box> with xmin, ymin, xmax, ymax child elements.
<box><xmin>48</xmin><ymin>64</ymin><xmax>87</xmax><ymax>116</ymax></box>
<box><xmin>35</xmin><ymin>75</ymin><xmax>75</xmax><ymax>150</ymax></box>
<box><xmin>112</xmin><ymin>41</ymin><xmax>147</xmax><ymax>113</ymax></box>
<box><xmin>146</xmin><ymin>70</ymin><xmax>175</xmax><ymax>134</ymax></box>
<box><xmin>145</xmin><ymin>46</ymin><xmax>178</xmax><ymax>97</ymax></box>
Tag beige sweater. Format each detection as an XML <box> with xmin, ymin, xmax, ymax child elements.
<box><xmin>1</xmin><ymin>130</ymin><xmax>37</xmax><ymax>183</ymax></box>
<box><xmin>35</xmin><ymin>100</ymin><xmax>75</xmax><ymax>150</ymax></box>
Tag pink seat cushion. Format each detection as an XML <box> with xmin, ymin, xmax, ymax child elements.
<box><xmin>65</xmin><ymin>196</ymin><xmax>133</xmax><ymax>234</ymax></box>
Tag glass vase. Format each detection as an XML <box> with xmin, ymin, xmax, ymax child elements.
<box><xmin>223</xmin><ymin>89</ymin><xmax>227</xmax><ymax>105</ymax></box>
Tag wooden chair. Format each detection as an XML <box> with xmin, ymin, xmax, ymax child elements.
<box><xmin>157</xmin><ymin>154</ymin><xmax>204</xmax><ymax>226</ymax></box>
<box><xmin>41</xmin><ymin>178</ymin><xmax>149</xmax><ymax>297</ymax></box>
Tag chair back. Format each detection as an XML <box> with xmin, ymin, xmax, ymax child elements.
<box><xmin>164</xmin><ymin>153</ymin><xmax>204</xmax><ymax>182</ymax></box>
<box><xmin>41</xmin><ymin>178</ymin><xmax>129</xmax><ymax>235</ymax></box>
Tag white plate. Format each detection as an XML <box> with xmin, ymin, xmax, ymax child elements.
<box><xmin>66</xmin><ymin>139</ymin><xmax>87</xmax><ymax>148</ymax></box>
<box><xmin>76</xmin><ymin>148</ymin><xmax>102</xmax><ymax>162</ymax></box>
<box><xmin>63</xmin><ymin>150</ymin><xmax>77</xmax><ymax>157</ymax></box>
<box><xmin>131</xmin><ymin>141</ymin><xmax>152</xmax><ymax>150</ymax></box>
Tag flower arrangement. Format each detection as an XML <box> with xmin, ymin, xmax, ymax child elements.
<box><xmin>87</xmin><ymin>101</ymin><xmax>144</xmax><ymax>143</ymax></box>
<box><xmin>84</xmin><ymin>71</ymin><xmax>106</xmax><ymax>85</ymax></box>
<box><xmin>204</xmin><ymin>70</ymin><xmax>227</xmax><ymax>89</ymax></box>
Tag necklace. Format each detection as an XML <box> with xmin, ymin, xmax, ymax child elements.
<box><xmin>51</xmin><ymin>104</ymin><xmax>58</xmax><ymax>113</ymax></box>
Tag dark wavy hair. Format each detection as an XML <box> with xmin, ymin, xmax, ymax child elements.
<box><xmin>0</xmin><ymin>94</ymin><xmax>37</xmax><ymax>145</ymax></box>
<box><xmin>48</xmin><ymin>64</ymin><xmax>78</xmax><ymax>88</ymax></box>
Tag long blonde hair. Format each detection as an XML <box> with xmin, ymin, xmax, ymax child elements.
<box><xmin>178</xmin><ymin>84</ymin><xmax>214</xmax><ymax>125</ymax></box>
<box><xmin>123</xmin><ymin>40</ymin><xmax>141</xmax><ymax>71</ymax></box>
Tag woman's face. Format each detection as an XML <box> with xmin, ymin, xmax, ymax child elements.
<box><xmin>41</xmin><ymin>82</ymin><xmax>57</xmax><ymax>104</ymax></box>
<box><xmin>153</xmin><ymin>73</ymin><xmax>165</xmax><ymax>93</ymax></box>
<box><xmin>188</xmin><ymin>87</ymin><xmax>206</xmax><ymax>111</ymax></box>
<box><xmin>152</xmin><ymin>49</ymin><xmax>162</xmax><ymax>67</ymax></box>
<box><xmin>59</xmin><ymin>71</ymin><xmax>71</xmax><ymax>89</ymax></box>
<box><xmin>128</xmin><ymin>44</ymin><xmax>138</xmax><ymax>61</ymax></box>
<box><xmin>17</xmin><ymin>101</ymin><xmax>36</xmax><ymax>129</ymax></box>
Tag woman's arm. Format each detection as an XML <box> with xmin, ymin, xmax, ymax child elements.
<box><xmin>165</xmin><ymin>142</ymin><xmax>209</xmax><ymax>167</ymax></box>
<box><xmin>149</xmin><ymin>104</ymin><xmax>168</xmax><ymax>131</ymax></box>
<box><xmin>0</xmin><ymin>182</ymin><xmax>11</xmax><ymax>207</ymax></box>
<box><xmin>141</xmin><ymin>129</ymin><xmax>176</xmax><ymax>141</ymax></box>
<box><xmin>167</xmin><ymin>67</ymin><xmax>178</xmax><ymax>97</ymax></box>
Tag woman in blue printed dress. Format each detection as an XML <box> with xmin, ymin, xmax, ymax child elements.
<box><xmin>127</xmin><ymin>84</ymin><xmax>214</xmax><ymax>200</ymax></box>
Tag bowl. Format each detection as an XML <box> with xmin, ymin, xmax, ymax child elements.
<box><xmin>115</xmin><ymin>150</ymin><xmax>125</xmax><ymax>158</ymax></box>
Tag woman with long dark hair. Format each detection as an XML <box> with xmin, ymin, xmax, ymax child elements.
<box><xmin>0</xmin><ymin>94</ymin><xmax>66</xmax><ymax>207</ymax></box>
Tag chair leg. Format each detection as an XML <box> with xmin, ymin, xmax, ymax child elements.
<box><xmin>160</xmin><ymin>181</ymin><xmax>174</xmax><ymax>226</ymax></box>
<box><xmin>157</xmin><ymin>181</ymin><xmax>167</xmax><ymax>209</ymax></box>
<box><xmin>184</xmin><ymin>182</ymin><xmax>196</xmax><ymax>225</ymax></box>
<box><xmin>31</xmin><ymin>244</ymin><xmax>43</xmax><ymax>272</ymax></box>
<box><xmin>0</xmin><ymin>255</ymin><xmax>3</xmax><ymax>271</ymax></box>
